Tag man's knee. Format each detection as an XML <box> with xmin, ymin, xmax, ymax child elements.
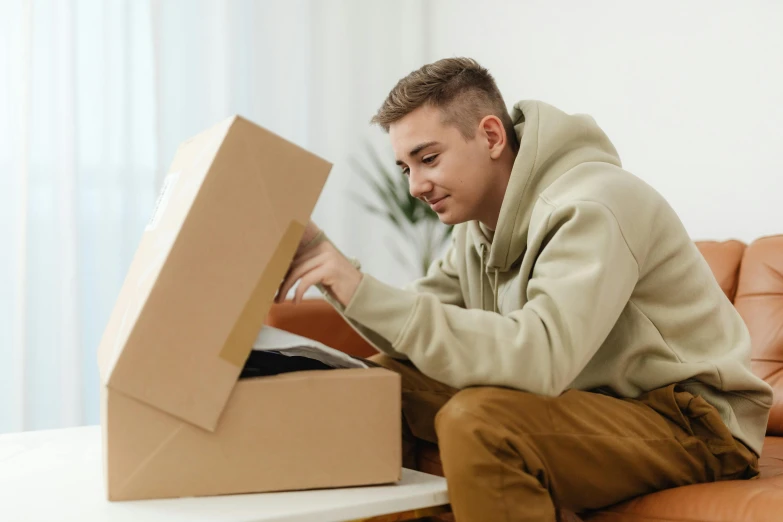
<box><xmin>434</xmin><ymin>388</ymin><xmax>553</xmax><ymax>487</ymax></box>
<box><xmin>435</xmin><ymin>386</ymin><xmax>551</xmax><ymax>440</ymax></box>
<box><xmin>435</xmin><ymin>387</ymin><xmax>493</xmax><ymax>436</ymax></box>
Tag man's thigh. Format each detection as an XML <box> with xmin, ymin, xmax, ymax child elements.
<box><xmin>435</xmin><ymin>384</ymin><xmax>757</xmax><ymax>512</ymax></box>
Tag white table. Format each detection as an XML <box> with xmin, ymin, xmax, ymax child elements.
<box><xmin>0</xmin><ymin>426</ymin><xmax>450</xmax><ymax>522</ymax></box>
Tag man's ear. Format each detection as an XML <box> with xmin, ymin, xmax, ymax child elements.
<box><xmin>479</xmin><ymin>115</ymin><xmax>506</xmax><ymax>159</ymax></box>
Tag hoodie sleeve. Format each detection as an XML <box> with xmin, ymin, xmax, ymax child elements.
<box><xmin>317</xmin><ymin>234</ymin><xmax>465</xmax><ymax>360</ymax></box>
<box><xmin>341</xmin><ymin>201</ymin><xmax>640</xmax><ymax>395</ymax></box>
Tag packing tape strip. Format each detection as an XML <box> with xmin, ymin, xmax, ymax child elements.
<box><xmin>219</xmin><ymin>219</ymin><xmax>306</xmax><ymax>367</ymax></box>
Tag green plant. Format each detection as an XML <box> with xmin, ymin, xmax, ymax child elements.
<box><xmin>350</xmin><ymin>141</ymin><xmax>453</xmax><ymax>278</ymax></box>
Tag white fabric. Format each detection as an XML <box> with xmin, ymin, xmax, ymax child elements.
<box><xmin>0</xmin><ymin>0</ymin><xmax>428</xmax><ymax>433</ymax></box>
<box><xmin>0</xmin><ymin>0</ymin><xmax>160</xmax><ymax>433</ymax></box>
<box><xmin>252</xmin><ymin>326</ymin><xmax>368</xmax><ymax>369</ymax></box>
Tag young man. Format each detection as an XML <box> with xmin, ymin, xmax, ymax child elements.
<box><xmin>274</xmin><ymin>57</ymin><xmax>772</xmax><ymax>522</ymax></box>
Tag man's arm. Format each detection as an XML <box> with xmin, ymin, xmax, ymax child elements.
<box><xmin>318</xmin><ymin>233</ymin><xmax>465</xmax><ymax>360</ymax></box>
<box><xmin>340</xmin><ymin>201</ymin><xmax>639</xmax><ymax>394</ymax></box>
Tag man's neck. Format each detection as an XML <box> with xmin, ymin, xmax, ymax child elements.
<box><xmin>479</xmin><ymin>145</ymin><xmax>517</xmax><ymax>231</ymax></box>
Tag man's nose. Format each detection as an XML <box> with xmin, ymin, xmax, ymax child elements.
<box><xmin>408</xmin><ymin>169</ymin><xmax>433</xmax><ymax>200</ymax></box>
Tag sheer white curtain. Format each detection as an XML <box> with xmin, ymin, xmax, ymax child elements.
<box><xmin>0</xmin><ymin>0</ymin><xmax>429</xmax><ymax>433</ymax></box>
<box><xmin>0</xmin><ymin>0</ymin><xmax>158</xmax><ymax>434</ymax></box>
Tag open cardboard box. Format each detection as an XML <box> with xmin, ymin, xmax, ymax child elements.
<box><xmin>96</xmin><ymin>116</ymin><xmax>401</xmax><ymax>501</ymax></box>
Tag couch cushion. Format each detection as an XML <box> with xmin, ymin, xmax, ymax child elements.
<box><xmin>759</xmin><ymin>436</ymin><xmax>783</xmax><ymax>478</ymax></box>
<box><xmin>582</xmin><ymin>475</ymin><xmax>783</xmax><ymax>522</ymax></box>
<box><xmin>266</xmin><ymin>299</ymin><xmax>377</xmax><ymax>358</ymax></box>
<box><xmin>695</xmin><ymin>240</ymin><xmax>746</xmax><ymax>301</ymax></box>
<box><xmin>734</xmin><ymin>235</ymin><xmax>783</xmax><ymax>436</ymax></box>
<box><xmin>579</xmin><ymin>435</ymin><xmax>783</xmax><ymax>522</ymax></box>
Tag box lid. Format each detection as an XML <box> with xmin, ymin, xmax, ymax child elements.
<box><xmin>96</xmin><ymin>115</ymin><xmax>331</xmax><ymax>432</ymax></box>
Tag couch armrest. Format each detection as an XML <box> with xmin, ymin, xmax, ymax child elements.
<box><xmin>265</xmin><ymin>299</ymin><xmax>378</xmax><ymax>358</ymax></box>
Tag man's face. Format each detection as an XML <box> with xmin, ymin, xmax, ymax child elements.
<box><xmin>389</xmin><ymin>104</ymin><xmax>497</xmax><ymax>226</ymax></box>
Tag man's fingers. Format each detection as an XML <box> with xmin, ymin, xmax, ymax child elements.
<box><xmin>293</xmin><ymin>243</ymin><xmax>323</xmax><ymax>264</ymax></box>
<box><xmin>294</xmin><ymin>266</ymin><xmax>328</xmax><ymax>304</ymax></box>
<box><xmin>276</xmin><ymin>253</ymin><xmax>326</xmax><ymax>303</ymax></box>
<box><xmin>276</xmin><ymin>271</ymin><xmax>302</xmax><ymax>304</ymax></box>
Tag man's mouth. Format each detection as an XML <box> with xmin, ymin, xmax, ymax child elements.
<box><xmin>429</xmin><ymin>195</ymin><xmax>449</xmax><ymax>211</ymax></box>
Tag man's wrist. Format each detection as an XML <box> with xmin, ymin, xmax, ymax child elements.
<box><xmin>320</xmin><ymin>240</ymin><xmax>362</xmax><ymax>270</ymax></box>
<box><xmin>302</xmin><ymin>229</ymin><xmax>326</xmax><ymax>252</ymax></box>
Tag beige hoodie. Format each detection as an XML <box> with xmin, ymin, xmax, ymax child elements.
<box><xmin>321</xmin><ymin>100</ymin><xmax>772</xmax><ymax>456</ymax></box>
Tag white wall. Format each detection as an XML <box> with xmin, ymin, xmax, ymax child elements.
<box><xmin>428</xmin><ymin>0</ymin><xmax>783</xmax><ymax>243</ymax></box>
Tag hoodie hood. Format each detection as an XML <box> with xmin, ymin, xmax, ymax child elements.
<box><xmin>470</xmin><ymin>100</ymin><xmax>622</xmax><ymax>271</ymax></box>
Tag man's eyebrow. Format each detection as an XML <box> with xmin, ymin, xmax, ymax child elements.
<box><xmin>395</xmin><ymin>141</ymin><xmax>440</xmax><ymax>166</ymax></box>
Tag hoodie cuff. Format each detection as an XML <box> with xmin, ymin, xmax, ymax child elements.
<box><xmin>344</xmin><ymin>274</ymin><xmax>419</xmax><ymax>348</ymax></box>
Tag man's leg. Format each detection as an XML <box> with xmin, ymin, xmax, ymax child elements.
<box><xmin>435</xmin><ymin>385</ymin><xmax>759</xmax><ymax>522</ymax></box>
<box><xmin>369</xmin><ymin>354</ymin><xmax>457</xmax><ymax>469</ymax></box>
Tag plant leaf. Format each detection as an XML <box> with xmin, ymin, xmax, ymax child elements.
<box><xmin>388</xmin><ymin>242</ymin><xmax>414</xmax><ymax>272</ymax></box>
<box><xmin>351</xmin><ymin>162</ymin><xmax>400</xmax><ymax>212</ymax></box>
<box><xmin>359</xmin><ymin>202</ymin><xmax>385</xmax><ymax>217</ymax></box>
<box><xmin>386</xmin><ymin>211</ymin><xmax>405</xmax><ymax>232</ymax></box>
<box><xmin>365</xmin><ymin>142</ymin><xmax>394</xmax><ymax>182</ymax></box>
<box><xmin>378</xmin><ymin>167</ymin><xmax>409</xmax><ymax>217</ymax></box>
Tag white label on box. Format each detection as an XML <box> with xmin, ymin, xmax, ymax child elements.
<box><xmin>146</xmin><ymin>171</ymin><xmax>180</xmax><ymax>231</ymax></box>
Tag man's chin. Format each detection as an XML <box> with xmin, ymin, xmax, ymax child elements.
<box><xmin>437</xmin><ymin>212</ymin><xmax>466</xmax><ymax>226</ymax></box>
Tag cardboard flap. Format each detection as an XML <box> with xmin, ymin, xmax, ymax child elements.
<box><xmin>97</xmin><ymin>116</ymin><xmax>331</xmax><ymax>431</ymax></box>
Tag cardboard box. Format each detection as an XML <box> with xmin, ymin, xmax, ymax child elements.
<box><xmin>96</xmin><ymin>116</ymin><xmax>401</xmax><ymax>501</ymax></box>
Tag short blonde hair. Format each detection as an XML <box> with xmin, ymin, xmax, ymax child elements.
<box><xmin>371</xmin><ymin>57</ymin><xmax>517</xmax><ymax>149</ymax></box>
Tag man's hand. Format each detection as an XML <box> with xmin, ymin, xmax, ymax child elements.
<box><xmin>275</xmin><ymin>235</ymin><xmax>363</xmax><ymax>307</ymax></box>
<box><xmin>296</xmin><ymin>220</ymin><xmax>323</xmax><ymax>257</ymax></box>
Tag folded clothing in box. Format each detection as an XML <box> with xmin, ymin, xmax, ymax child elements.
<box><xmin>240</xmin><ymin>326</ymin><xmax>378</xmax><ymax>378</ymax></box>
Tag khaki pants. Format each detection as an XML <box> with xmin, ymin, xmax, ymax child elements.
<box><xmin>369</xmin><ymin>354</ymin><xmax>759</xmax><ymax>522</ymax></box>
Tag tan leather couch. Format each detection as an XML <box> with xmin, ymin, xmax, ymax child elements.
<box><xmin>266</xmin><ymin>235</ymin><xmax>783</xmax><ymax>522</ymax></box>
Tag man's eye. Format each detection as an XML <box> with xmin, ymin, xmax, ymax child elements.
<box><xmin>402</xmin><ymin>167</ymin><xmax>410</xmax><ymax>176</ymax></box>
<box><xmin>422</xmin><ymin>154</ymin><xmax>438</xmax><ymax>164</ymax></box>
